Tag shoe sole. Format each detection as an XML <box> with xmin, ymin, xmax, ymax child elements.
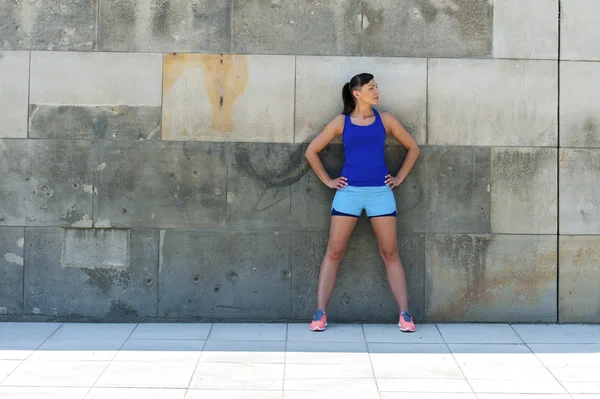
<box><xmin>309</xmin><ymin>322</ymin><xmax>328</xmax><ymax>332</ymax></box>
<box><xmin>398</xmin><ymin>325</ymin><xmax>416</xmax><ymax>332</ymax></box>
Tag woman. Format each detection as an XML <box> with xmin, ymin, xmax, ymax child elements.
<box><xmin>304</xmin><ymin>73</ymin><xmax>421</xmax><ymax>332</ymax></box>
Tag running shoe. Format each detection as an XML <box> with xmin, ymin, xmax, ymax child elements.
<box><xmin>398</xmin><ymin>310</ymin><xmax>416</xmax><ymax>332</ymax></box>
<box><xmin>309</xmin><ymin>309</ymin><xmax>328</xmax><ymax>331</ymax></box>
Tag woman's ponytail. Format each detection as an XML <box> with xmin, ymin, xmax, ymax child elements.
<box><xmin>342</xmin><ymin>82</ymin><xmax>355</xmax><ymax>115</ymax></box>
<box><xmin>341</xmin><ymin>73</ymin><xmax>374</xmax><ymax>115</ymax></box>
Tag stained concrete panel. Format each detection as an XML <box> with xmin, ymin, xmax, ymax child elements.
<box><xmin>559</xmin><ymin>149</ymin><xmax>600</xmax><ymax>234</ymax></box>
<box><xmin>30</xmin><ymin>52</ymin><xmax>163</xmax><ymax>106</ymax></box>
<box><xmin>0</xmin><ymin>52</ymin><xmax>29</xmax><ymax>138</ymax></box>
<box><xmin>0</xmin><ymin>227</ymin><xmax>24</xmax><ymax>315</ymax></box>
<box><xmin>561</xmin><ymin>0</ymin><xmax>600</xmax><ymax>61</ymax></box>
<box><xmin>295</xmin><ymin>56</ymin><xmax>427</xmax><ymax>145</ymax></box>
<box><xmin>95</xmin><ymin>141</ymin><xmax>226</xmax><ymax>229</ymax></box>
<box><xmin>559</xmin><ymin>236</ymin><xmax>600</xmax><ymax>323</ymax></box>
<box><xmin>560</xmin><ymin>62</ymin><xmax>600</xmax><ymax>148</ymax></box>
<box><xmin>385</xmin><ymin>145</ymin><xmax>428</xmax><ymax>235</ymax></box>
<box><xmin>361</xmin><ymin>0</ymin><xmax>492</xmax><ymax>58</ymax></box>
<box><xmin>24</xmin><ymin>228</ymin><xmax>158</xmax><ymax>318</ymax></box>
<box><xmin>291</xmin><ymin>232</ymin><xmax>425</xmax><ymax>322</ymax></box>
<box><xmin>0</xmin><ymin>140</ymin><xmax>94</xmax><ymax>227</ymax></box>
<box><xmin>428</xmin><ymin>59</ymin><xmax>558</xmax><ymax>146</ymax></box>
<box><xmin>99</xmin><ymin>0</ymin><xmax>230</xmax><ymax>52</ymax></box>
<box><xmin>226</xmin><ymin>143</ymin><xmax>298</xmax><ymax>231</ymax></box>
<box><xmin>417</xmin><ymin>146</ymin><xmax>491</xmax><ymax>234</ymax></box>
<box><xmin>425</xmin><ymin>234</ymin><xmax>557</xmax><ymax>322</ymax></box>
<box><xmin>290</xmin><ymin>144</ymin><xmax>343</xmax><ymax>233</ymax></box>
<box><xmin>62</xmin><ymin>229</ymin><xmax>130</xmax><ymax>269</ymax></box>
<box><xmin>29</xmin><ymin>106</ymin><xmax>161</xmax><ymax>140</ymax></box>
<box><xmin>162</xmin><ymin>54</ymin><xmax>295</xmax><ymax>143</ymax></box>
<box><xmin>493</xmin><ymin>0</ymin><xmax>558</xmax><ymax>59</ymax></box>
<box><xmin>231</xmin><ymin>0</ymin><xmax>361</xmax><ymax>56</ymax></box>
<box><xmin>491</xmin><ymin>147</ymin><xmax>557</xmax><ymax>234</ymax></box>
<box><xmin>0</xmin><ymin>0</ymin><xmax>96</xmax><ymax>50</ymax></box>
<box><xmin>158</xmin><ymin>230</ymin><xmax>292</xmax><ymax>319</ymax></box>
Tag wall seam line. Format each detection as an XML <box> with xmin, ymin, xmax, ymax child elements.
<box><xmin>556</xmin><ymin>0</ymin><xmax>561</xmax><ymax>324</ymax></box>
<box><xmin>95</xmin><ymin>0</ymin><xmax>100</xmax><ymax>51</ymax></box>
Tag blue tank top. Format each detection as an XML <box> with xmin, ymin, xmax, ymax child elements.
<box><xmin>341</xmin><ymin>109</ymin><xmax>389</xmax><ymax>187</ymax></box>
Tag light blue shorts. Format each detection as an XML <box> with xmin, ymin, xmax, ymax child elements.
<box><xmin>331</xmin><ymin>186</ymin><xmax>397</xmax><ymax>218</ymax></box>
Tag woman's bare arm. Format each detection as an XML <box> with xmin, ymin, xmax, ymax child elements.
<box><xmin>381</xmin><ymin>112</ymin><xmax>420</xmax><ymax>185</ymax></box>
<box><xmin>304</xmin><ymin>115</ymin><xmax>348</xmax><ymax>189</ymax></box>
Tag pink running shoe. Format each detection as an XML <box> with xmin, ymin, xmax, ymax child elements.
<box><xmin>398</xmin><ymin>310</ymin><xmax>416</xmax><ymax>332</ymax></box>
<box><xmin>309</xmin><ymin>309</ymin><xmax>327</xmax><ymax>332</ymax></box>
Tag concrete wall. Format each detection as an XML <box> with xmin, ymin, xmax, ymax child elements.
<box><xmin>0</xmin><ymin>0</ymin><xmax>598</xmax><ymax>323</ymax></box>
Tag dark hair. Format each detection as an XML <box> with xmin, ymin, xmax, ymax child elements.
<box><xmin>342</xmin><ymin>73</ymin><xmax>374</xmax><ymax>115</ymax></box>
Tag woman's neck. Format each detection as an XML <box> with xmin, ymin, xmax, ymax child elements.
<box><xmin>351</xmin><ymin>103</ymin><xmax>374</xmax><ymax>119</ymax></box>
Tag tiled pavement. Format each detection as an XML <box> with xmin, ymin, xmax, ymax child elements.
<box><xmin>1</xmin><ymin>322</ymin><xmax>600</xmax><ymax>398</ymax></box>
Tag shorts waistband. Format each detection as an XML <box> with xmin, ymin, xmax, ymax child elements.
<box><xmin>341</xmin><ymin>185</ymin><xmax>390</xmax><ymax>192</ymax></box>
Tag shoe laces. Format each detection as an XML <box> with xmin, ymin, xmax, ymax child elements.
<box><xmin>312</xmin><ymin>309</ymin><xmax>326</xmax><ymax>322</ymax></box>
<box><xmin>401</xmin><ymin>310</ymin><xmax>413</xmax><ymax>322</ymax></box>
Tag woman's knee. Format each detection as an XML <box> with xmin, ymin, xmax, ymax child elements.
<box><xmin>379</xmin><ymin>246</ymin><xmax>399</xmax><ymax>263</ymax></box>
<box><xmin>325</xmin><ymin>246</ymin><xmax>346</xmax><ymax>262</ymax></box>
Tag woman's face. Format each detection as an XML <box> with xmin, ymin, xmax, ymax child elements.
<box><xmin>354</xmin><ymin>79</ymin><xmax>379</xmax><ymax>105</ymax></box>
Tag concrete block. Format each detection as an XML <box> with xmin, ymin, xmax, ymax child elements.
<box><xmin>29</xmin><ymin>105</ymin><xmax>161</xmax><ymax>140</ymax></box>
<box><xmin>428</xmin><ymin>59</ymin><xmax>558</xmax><ymax>146</ymax></box>
<box><xmin>0</xmin><ymin>52</ymin><xmax>29</xmax><ymax>138</ymax></box>
<box><xmin>559</xmin><ymin>149</ymin><xmax>600</xmax><ymax>234</ymax></box>
<box><xmin>24</xmin><ymin>228</ymin><xmax>158</xmax><ymax>318</ymax></box>
<box><xmin>561</xmin><ymin>0</ymin><xmax>600</xmax><ymax>61</ymax></box>
<box><xmin>295</xmin><ymin>56</ymin><xmax>427</xmax><ymax>145</ymax></box>
<box><xmin>491</xmin><ymin>147</ymin><xmax>557</xmax><ymax>234</ymax></box>
<box><xmin>227</xmin><ymin>143</ymin><xmax>297</xmax><ymax>231</ymax></box>
<box><xmin>425</xmin><ymin>234</ymin><xmax>557</xmax><ymax>322</ymax></box>
<box><xmin>62</xmin><ymin>229</ymin><xmax>129</xmax><ymax>269</ymax></box>
<box><xmin>290</xmin><ymin>143</ymin><xmax>343</xmax><ymax>232</ymax></box>
<box><xmin>95</xmin><ymin>141</ymin><xmax>226</xmax><ymax>229</ymax></box>
<box><xmin>231</xmin><ymin>0</ymin><xmax>360</xmax><ymax>55</ymax></box>
<box><xmin>0</xmin><ymin>0</ymin><xmax>96</xmax><ymax>50</ymax></box>
<box><xmin>99</xmin><ymin>0</ymin><xmax>230</xmax><ymax>52</ymax></box>
<box><xmin>162</xmin><ymin>54</ymin><xmax>294</xmax><ymax>143</ymax></box>
<box><xmin>560</xmin><ymin>61</ymin><xmax>600</xmax><ymax>148</ymax></box>
<box><xmin>30</xmin><ymin>52</ymin><xmax>162</xmax><ymax>106</ymax></box>
<box><xmin>158</xmin><ymin>230</ymin><xmax>292</xmax><ymax>319</ymax></box>
<box><xmin>559</xmin><ymin>236</ymin><xmax>600</xmax><ymax>323</ymax></box>
<box><xmin>417</xmin><ymin>146</ymin><xmax>491</xmax><ymax>234</ymax></box>
<box><xmin>361</xmin><ymin>0</ymin><xmax>492</xmax><ymax>57</ymax></box>
<box><xmin>385</xmin><ymin>145</ymin><xmax>429</xmax><ymax>235</ymax></box>
<box><xmin>291</xmin><ymin>232</ymin><xmax>425</xmax><ymax>322</ymax></box>
<box><xmin>493</xmin><ymin>0</ymin><xmax>558</xmax><ymax>59</ymax></box>
<box><xmin>0</xmin><ymin>227</ymin><xmax>24</xmax><ymax>315</ymax></box>
<box><xmin>0</xmin><ymin>139</ymin><xmax>94</xmax><ymax>227</ymax></box>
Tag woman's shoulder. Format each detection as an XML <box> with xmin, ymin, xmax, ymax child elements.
<box><xmin>318</xmin><ymin>114</ymin><xmax>346</xmax><ymax>137</ymax></box>
<box><xmin>377</xmin><ymin>110</ymin><xmax>402</xmax><ymax>133</ymax></box>
<box><xmin>378</xmin><ymin>110</ymin><xmax>400</xmax><ymax>124</ymax></box>
<box><xmin>330</xmin><ymin>114</ymin><xmax>346</xmax><ymax>128</ymax></box>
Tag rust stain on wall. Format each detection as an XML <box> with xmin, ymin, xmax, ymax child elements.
<box><xmin>559</xmin><ymin>150</ymin><xmax>567</xmax><ymax>167</ymax></box>
<box><xmin>163</xmin><ymin>53</ymin><xmax>199</xmax><ymax>93</ymax></box>
<box><xmin>433</xmin><ymin>255</ymin><xmax>556</xmax><ymax>320</ymax></box>
<box><xmin>429</xmin><ymin>236</ymin><xmax>556</xmax><ymax>321</ymax></box>
<box><xmin>163</xmin><ymin>53</ymin><xmax>248</xmax><ymax>136</ymax></box>
<box><xmin>199</xmin><ymin>54</ymin><xmax>248</xmax><ymax>133</ymax></box>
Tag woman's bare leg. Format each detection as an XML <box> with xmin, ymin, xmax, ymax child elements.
<box><xmin>369</xmin><ymin>216</ymin><xmax>409</xmax><ymax>312</ymax></box>
<box><xmin>317</xmin><ymin>215</ymin><xmax>359</xmax><ymax>311</ymax></box>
